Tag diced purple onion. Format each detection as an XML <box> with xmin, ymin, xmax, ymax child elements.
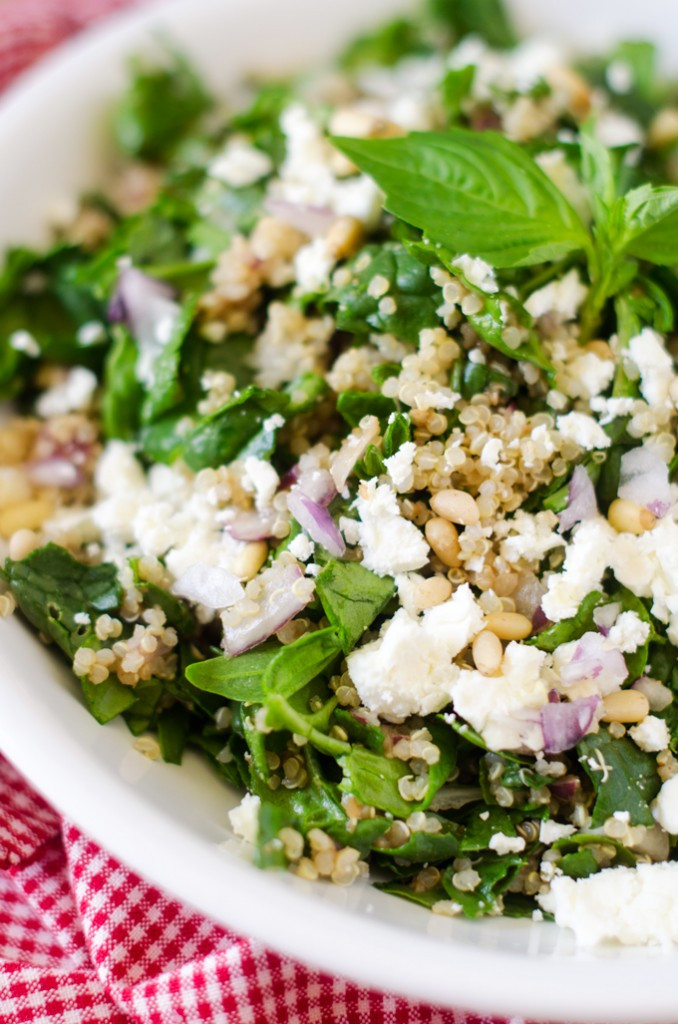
<box><xmin>330</xmin><ymin>415</ymin><xmax>380</xmax><ymax>491</ymax></box>
<box><xmin>172</xmin><ymin>564</ymin><xmax>245</xmax><ymax>610</ymax></box>
<box><xmin>26</xmin><ymin>458</ymin><xmax>83</xmax><ymax>489</ymax></box>
<box><xmin>222</xmin><ymin>563</ymin><xmax>312</xmax><ymax>655</ymax></box>
<box><xmin>560</xmin><ymin>632</ymin><xmax>628</xmax><ymax>692</ymax></box>
<box><xmin>618</xmin><ymin>446</ymin><xmax>672</xmax><ymax>519</ymax></box>
<box><xmin>296</xmin><ymin>467</ymin><xmax>336</xmax><ymax>506</ymax></box>
<box><xmin>550</xmin><ymin>775</ymin><xmax>581</xmax><ymax>801</ymax></box>
<box><xmin>287</xmin><ymin>488</ymin><xmax>345</xmax><ymax>557</ymax></box>
<box><xmin>532</xmin><ymin>606</ymin><xmax>550</xmax><ymax>634</ymax></box>
<box><xmin>540</xmin><ymin>695</ymin><xmax>600</xmax><ymax>754</ymax></box>
<box><xmin>263</xmin><ymin>198</ymin><xmax>336</xmax><ymax>237</ymax></box>
<box><xmin>108</xmin><ymin>267</ymin><xmax>181</xmax><ymax>383</ymax></box>
<box><xmin>220</xmin><ymin>509</ymin><xmax>279</xmax><ymax>541</ymax></box>
<box><xmin>558</xmin><ymin>464</ymin><xmax>598</xmax><ymax>534</ymax></box>
<box><xmin>592</xmin><ymin>601</ymin><xmax>621</xmax><ymax>637</ymax></box>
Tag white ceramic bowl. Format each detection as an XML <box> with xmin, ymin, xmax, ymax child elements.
<box><xmin>1</xmin><ymin>2</ymin><xmax>678</xmax><ymax>1020</ymax></box>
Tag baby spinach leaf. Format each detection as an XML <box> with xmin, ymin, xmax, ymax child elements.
<box><xmin>458</xmin><ymin>806</ymin><xmax>518</xmax><ymax>852</ymax></box>
<box><xmin>382</xmin><ymin>412</ymin><xmax>411</xmax><ymax>458</ymax></box>
<box><xmin>255</xmin><ymin>802</ymin><xmax>287</xmax><ymax>869</ymax></box>
<box><xmin>141</xmin><ymin>296</ymin><xmax>199</xmax><ymax>423</ymax></box>
<box><xmin>331</xmin><ymin>130</ymin><xmax>589</xmax><ymax>268</ymax></box>
<box><xmin>441</xmin><ymin>854</ymin><xmax>523</xmax><ymax>918</ymax></box>
<box><xmin>558</xmin><ymin>848</ymin><xmax>599</xmax><ymax>879</ymax></box>
<box><xmin>264</xmin><ymin>694</ymin><xmax>350</xmax><ymax>757</ymax></box>
<box><xmin>181</xmin><ymin>386</ymin><xmax>289</xmax><ymax>470</ymax></box>
<box><xmin>578</xmin><ymin>729</ymin><xmax>660</xmax><ymax>827</ymax></box>
<box><xmin>114</xmin><ymin>49</ymin><xmax>212</xmax><ymax>162</ymax></box>
<box><xmin>157</xmin><ymin>704</ymin><xmax>193</xmax><ymax>764</ymax></box>
<box><xmin>229</xmin><ymin>81</ymin><xmax>291</xmax><ymax>164</ymax></box>
<box><xmin>339</xmin><ymin>746</ymin><xmax>414</xmax><ymax>817</ymax></box>
<box><xmin>326</xmin><ymin>243</ymin><xmax>441</xmax><ymax>343</ymax></box>
<box><xmin>101</xmin><ymin>326</ymin><xmax>143</xmax><ymax>440</ymax></box>
<box><xmin>340</xmin><ymin>18</ymin><xmax>431</xmax><ymax>70</ymax></box>
<box><xmin>263</xmin><ymin>628</ymin><xmax>343</xmax><ymax>699</ymax></box>
<box><xmin>334</xmin><ymin>708</ymin><xmax>385</xmax><ymax>754</ymax></box>
<box><xmin>528</xmin><ymin>591</ymin><xmax>605</xmax><ymax>652</ymax></box>
<box><xmin>3</xmin><ymin>544</ymin><xmax>122</xmax><ymax>657</ymax></box>
<box><xmin>80</xmin><ymin>677</ymin><xmax>138</xmax><ymax>725</ymax></box>
<box><xmin>375</xmin><ymin>879</ymin><xmax>448</xmax><ymax>910</ymax></box>
<box><xmin>315</xmin><ymin>560</ymin><xmax>396</xmax><ymax>653</ymax></box>
<box><xmin>336</xmin><ymin>391</ymin><xmax>397</xmax><ymax>428</ymax></box>
<box><xmin>186</xmin><ymin>642</ymin><xmax>280</xmax><ymax>703</ymax></box>
<box><xmin>377</xmin><ymin>819</ymin><xmax>461</xmax><ymax>864</ymax></box>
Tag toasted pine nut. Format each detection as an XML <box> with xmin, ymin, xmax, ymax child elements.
<box><xmin>413</xmin><ymin>575</ymin><xmax>453</xmax><ymax>610</ymax></box>
<box><xmin>648</xmin><ymin>107</ymin><xmax>678</xmax><ymax>149</ymax></box>
<box><xmin>232</xmin><ymin>540</ymin><xmax>268</xmax><ymax>581</ymax></box>
<box><xmin>585</xmin><ymin>340</ymin><xmax>614</xmax><ymax>360</ymax></box>
<box><xmin>425</xmin><ymin>517</ymin><xmax>460</xmax><ymax>568</ymax></box>
<box><xmin>608</xmin><ymin>498</ymin><xmax>656</xmax><ymax>535</ymax></box>
<box><xmin>472</xmin><ymin>629</ymin><xmax>503</xmax><ymax>676</ymax></box>
<box><xmin>7</xmin><ymin>529</ymin><xmax>40</xmax><ymax>561</ymax></box>
<box><xmin>0</xmin><ymin>498</ymin><xmax>54</xmax><ymax>538</ymax></box>
<box><xmin>484</xmin><ymin>611</ymin><xmax>532</xmax><ymax>641</ymax></box>
<box><xmin>430</xmin><ymin>488</ymin><xmax>480</xmax><ymax>526</ymax></box>
<box><xmin>325</xmin><ymin>216</ymin><xmax>364</xmax><ymax>260</ymax></box>
<box><xmin>601</xmin><ymin>690</ymin><xmax>650</xmax><ymax>724</ymax></box>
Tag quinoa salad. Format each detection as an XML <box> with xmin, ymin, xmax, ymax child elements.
<box><xmin>4</xmin><ymin>0</ymin><xmax>678</xmax><ymax>948</ymax></box>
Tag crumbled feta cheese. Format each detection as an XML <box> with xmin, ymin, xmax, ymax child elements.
<box><xmin>347</xmin><ymin>584</ymin><xmax>484</xmax><ymax>721</ymax></box>
<box><xmin>242</xmin><ymin>456</ymin><xmax>279</xmax><ymax>509</ymax></box>
<box><xmin>480</xmin><ymin>437</ymin><xmax>502</xmax><ymax>469</ymax></box>
<box><xmin>606</xmin><ymin>60</ymin><xmax>633</xmax><ymax>94</ymax></box>
<box><xmin>542</xmin><ymin>517</ymin><xmax>616</xmax><ymax>622</ymax></box>
<box><xmin>589</xmin><ymin>395</ymin><xmax>637</xmax><ymax>425</ymax></box>
<box><xmin>629</xmin><ymin>715</ymin><xmax>670</xmax><ymax>753</ymax></box>
<box><xmin>76</xmin><ymin>321</ymin><xmax>106</xmax><ymax>347</ymax></box>
<box><xmin>229</xmin><ymin>793</ymin><xmax>261</xmax><ymax>844</ymax></box>
<box><xmin>9</xmin><ymin>329</ymin><xmax>40</xmax><ymax>357</ymax></box>
<box><xmin>653</xmin><ymin>775</ymin><xmax>678</xmax><ymax>833</ymax></box>
<box><xmin>209</xmin><ymin>138</ymin><xmax>273</xmax><ymax>187</ymax></box>
<box><xmin>627</xmin><ymin>328</ymin><xmax>676</xmax><ymax>408</ymax></box>
<box><xmin>384</xmin><ymin>441</ymin><xmax>417</xmax><ymax>493</ymax></box>
<box><xmin>35</xmin><ymin>366</ymin><xmax>98</xmax><ymax>418</ymax></box>
<box><xmin>448</xmin><ymin>642</ymin><xmax>550</xmax><ymax>752</ymax></box>
<box><xmin>263</xmin><ymin>413</ymin><xmax>286</xmax><ymax>432</ymax></box>
<box><xmin>595</xmin><ymin>110</ymin><xmax>644</xmax><ymax>149</ymax></box>
<box><xmin>294</xmin><ymin>237</ymin><xmax>336</xmax><ymax>294</ymax></box>
<box><xmin>495</xmin><ymin>509</ymin><xmax>564</xmax><ymax>566</ymax></box>
<box><xmin>73</xmin><ymin>612</ymin><xmax>91</xmax><ymax>626</ymax></box>
<box><xmin>288</xmin><ymin>532</ymin><xmax>315</xmax><ymax>562</ymax></box>
<box><xmin>538</xmin><ymin>862</ymin><xmax>678</xmax><ymax>946</ymax></box>
<box><xmin>556</xmin><ymin>412</ymin><xmax>611</xmax><ymax>451</ymax></box>
<box><xmin>451</xmin><ymin>254</ymin><xmax>498</xmax><ymax>294</ymax></box>
<box><xmin>606</xmin><ymin>610</ymin><xmax>650</xmax><ymax>653</ymax></box>
<box><xmin>561</xmin><ymin>352</ymin><xmax>615</xmax><ymax>401</ymax></box>
<box><xmin>524</xmin><ymin>269</ymin><xmax>587</xmax><ymax>321</ymax></box>
<box><xmin>343</xmin><ymin>479</ymin><xmax>429</xmax><ymax>576</ymax></box>
<box><xmin>488</xmin><ymin>832</ymin><xmax>526</xmax><ymax>854</ymax></box>
<box><xmin>539</xmin><ymin>820</ymin><xmax>576</xmax><ymax>844</ymax></box>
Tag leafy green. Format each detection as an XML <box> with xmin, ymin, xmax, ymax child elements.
<box><xmin>114</xmin><ymin>49</ymin><xmax>212</xmax><ymax>161</ymax></box>
<box><xmin>101</xmin><ymin>326</ymin><xmax>143</xmax><ymax>439</ymax></box>
<box><xmin>157</xmin><ymin>705</ymin><xmax>193</xmax><ymax>764</ymax></box>
<box><xmin>383</xmin><ymin>413</ymin><xmax>411</xmax><ymax>457</ymax></box>
<box><xmin>326</xmin><ymin>243</ymin><xmax>442</xmax><ymax>343</ymax></box>
<box><xmin>80</xmin><ymin>677</ymin><xmax>138</xmax><ymax>725</ymax></box>
<box><xmin>458</xmin><ymin>806</ymin><xmax>518</xmax><ymax>852</ymax></box>
<box><xmin>186</xmin><ymin>643</ymin><xmax>280</xmax><ymax>703</ymax></box>
<box><xmin>428</xmin><ymin>0</ymin><xmax>517</xmax><ymax>49</ymax></box>
<box><xmin>229</xmin><ymin>81</ymin><xmax>291</xmax><ymax>164</ymax></box>
<box><xmin>336</xmin><ymin>390</ymin><xmax>397</xmax><ymax>428</ymax></box>
<box><xmin>440</xmin><ymin>66</ymin><xmax>475</xmax><ymax>122</ymax></box>
<box><xmin>529</xmin><ymin>591</ymin><xmax>605</xmax><ymax>652</ymax></box>
<box><xmin>3</xmin><ymin>544</ymin><xmax>122</xmax><ymax>657</ymax></box>
<box><xmin>340</xmin><ymin>18</ymin><xmax>431</xmax><ymax>70</ymax></box>
<box><xmin>378</xmin><ymin>818</ymin><xmax>461</xmax><ymax>864</ymax></box>
<box><xmin>262</xmin><ymin>628</ymin><xmax>343</xmax><ymax>699</ymax></box>
<box><xmin>141</xmin><ymin>296</ymin><xmax>199</xmax><ymax>423</ymax></box>
<box><xmin>557</xmin><ymin>849</ymin><xmax>599</xmax><ymax>879</ymax></box>
<box><xmin>181</xmin><ymin>386</ymin><xmax>289</xmax><ymax>470</ymax></box>
<box><xmin>620</xmin><ymin>185</ymin><xmax>678</xmax><ymax>266</ymax></box>
<box><xmin>578</xmin><ymin>729</ymin><xmax>661</xmax><ymax>827</ymax></box>
<box><xmin>441</xmin><ymin>854</ymin><xmax>524</xmax><ymax>918</ymax></box>
<box><xmin>331</xmin><ymin>130</ymin><xmax>589</xmax><ymax>268</ymax></box>
<box><xmin>315</xmin><ymin>560</ymin><xmax>395</xmax><ymax>653</ymax></box>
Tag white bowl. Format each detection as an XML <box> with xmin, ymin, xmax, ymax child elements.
<box><xmin>1</xmin><ymin>2</ymin><xmax>677</xmax><ymax>1020</ymax></box>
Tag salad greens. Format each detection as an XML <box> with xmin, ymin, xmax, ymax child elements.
<box><xmin>3</xmin><ymin>0</ymin><xmax>678</xmax><ymax>938</ymax></box>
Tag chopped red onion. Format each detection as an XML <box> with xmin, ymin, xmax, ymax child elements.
<box><xmin>26</xmin><ymin>458</ymin><xmax>82</xmax><ymax>489</ymax></box>
<box><xmin>550</xmin><ymin>775</ymin><xmax>581</xmax><ymax>801</ymax></box>
<box><xmin>287</xmin><ymin>488</ymin><xmax>345</xmax><ymax>557</ymax></box>
<box><xmin>618</xmin><ymin>446</ymin><xmax>672</xmax><ymax>518</ymax></box>
<box><xmin>560</xmin><ymin>632</ymin><xmax>628</xmax><ymax>692</ymax></box>
<box><xmin>220</xmin><ymin>509</ymin><xmax>278</xmax><ymax>541</ymax></box>
<box><xmin>330</xmin><ymin>415</ymin><xmax>380</xmax><ymax>491</ymax></box>
<box><xmin>541</xmin><ymin>695</ymin><xmax>600</xmax><ymax>754</ymax></box>
<box><xmin>108</xmin><ymin>267</ymin><xmax>181</xmax><ymax>386</ymax></box>
<box><xmin>513</xmin><ymin>571</ymin><xmax>546</xmax><ymax>621</ymax></box>
<box><xmin>532</xmin><ymin>606</ymin><xmax>550</xmax><ymax>634</ymax></box>
<box><xmin>172</xmin><ymin>565</ymin><xmax>245</xmax><ymax>610</ymax></box>
<box><xmin>592</xmin><ymin>601</ymin><xmax>621</xmax><ymax>637</ymax></box>
<box><xmin>263</xmin><ymin>198</ymin><xmax>336</xmax><ymax>237</ymax></box>
<box><xmin>296</xmin><ymin>467</ymin><xmax>336</xmax><ymax>506</ymax></box>
<box><xmin>558</xmin><ymin>464</ymin><xmax>598</xmax><ymax>533</ymax></box>
<box><xmin>222</xmin><ymin>562</ymin><xmax>312</xmax><ymax>655</ymax></box>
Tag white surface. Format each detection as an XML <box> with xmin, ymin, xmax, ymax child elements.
<box><xmin>0</xmin><ymin>1</ymin><xmax>677</xmax><ymax>1020</ymax></box>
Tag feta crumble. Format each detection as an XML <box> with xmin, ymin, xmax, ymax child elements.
<box><xmin>342</xmin><ymin>479</ymin><xmax>429</xmax><ymax>577</ymax></box>
<box><xmin>555</xmin><ymin>412</ymin><xmax>611</xmax><ymax>450</ymax></box>
<box><xmin>228</xmin><ymin>793</ymin><xmax>261</xmax><ymax>844</ymax></box>
<box><xmin>629</xmin><ymin>715</ymin><xmax>670</xmax><ymax>753</ymax></box>
<box><xmin>209</xmin><ymin>138</ymin><xmax>273</xmax><ymax>187</ymax></box>
<box><xmin>288</xmin><ymin>532</ymin><xmax>315</xmax><ymax>562</ymax></box>
<box><xmin>606</xmin><ymin>610</ymin><xmax>650</xmax><ymax>653</ymax></box>
<box><xmin>488</xmin><ymin>832</ymin><xmax>526</xmax><ymax>854</ymax></box>
<box><xmin>524</xmin><ymin>269</ymin><xmax>587</xmax><ymax>321</ymax></box>
<box><xmin>384</xmin><ymin>441</ymin><xmax>417</xmax><ymax>493</ymax></box>
<box><xmin>627</xmin><ymin>328</ymin><xmax>676</xmax><ymax>408</ymax></box>
<box><xmin>653</xmin><ymin>775</ymin><xmax>678</xmax><ymax>834</ymax></box>
<box><xmin>35</xmin><ymin>366</ymin><xmax>98</xmax><ymax>418</ymax></box>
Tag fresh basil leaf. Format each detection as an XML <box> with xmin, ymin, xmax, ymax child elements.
<box><xmin>181</xmin><ymin>386</ymin><xmax>289</xmax><ymax>470</ymax></box>
<box><xmin>114</xmin><ymin>49</ymin><xmax>212</xmax><ymax>161</ymax></box>
<box><xmin>620</xmin><ymin>184</ymin><xmax>678</xmax><ymax>266</ymax></box>
<box><xmin>325</xmin><ymin>242</ymin><xmax>441</xmax><ymax>344</ymax></box>
<box><xmin>185</xmin><ymin>642</ymin><xmax>280</xmax><ymax>703</ymax></box>
<box><xmin>331</xmin><ymin>130</ymin><xmax>589</xmax><ymax>268</ymax></box>
<box><xmin>315</xmin><ymin>560</ymin><xmax>396</xmax><ymax>653</ymax></box>
<box><xmin>441</xmin><ymin>65</ymin><xmax>475</xmax><ymax>123</ymax></box>
<box><xmin>340</xmin><ymin>18</ymin><xmax>430</xmax><ymax>70</ymax></box>
<box><xmin>263</xmin><ymin>628</ymin><xmax>343</xmax><ymax>699</ymax></box>
<box><xmin>578</xmin><ymin>729</ymin><xmax>660</xmax><ymax>827</ymax></box>
<box><xmin>4</xmin><ymin>544</ymin><xmax>122</xmax><ymax>657</ymax></box>
<box><xmin>336</xmin><ymin>390</ymin><xmax>397</xmax><ymax>428</ymax></box>
<box><xmin>528</xmin><ymin>591</ymin><xmax>605</xmax><ymax>652</ymax></box>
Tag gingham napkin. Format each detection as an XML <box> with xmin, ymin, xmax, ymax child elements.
<box><xmin>0</xmin><ymin>2</ymin><xmax>531</xmax><ymax>1021</ymax></box>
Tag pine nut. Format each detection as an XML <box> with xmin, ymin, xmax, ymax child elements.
<box><xmin>0</xmin><ymin>498</ymin><xmax>54</xmax><ymax>538</ymax></box>
<box><xmin>608</xmin><ymin>499</ymin><xmax>656</xmax><ymax>535</ymax></box>
<box><xmin>472</xmin><ymin>629</ymin><xmax>503</xmax><ymax>675</ymax></box>
<box><xmin>601</xmin><ymin>690</ymin><xmax>650</xmax><ymax>724</ymax></box>
<box><xmin>7</xmin><ymin>528</ymin><xmax>40</xmax><ymax>561</ymax></box>
<box><xmin>325</xmin><ymin>216</ymin><xmax>364</xmax><ymax>260</ymax></box>
<box><xmin>413</xmin><ymin>575</ymin><xmax>453</xmax><ymax>609</ymax></box>
<box><xmin>430</xmin><ymin>488</ymin><xmax>480</xmax><ymax>526</ymax></box>
<box><xmin>484</xmin><ymin>611</ymin><xmax>532</xmax><ymax>641</ymax></box>
<box><xmin>585</xmin><ymin>340</ymin><xmax>614</xmax><ymax>360</ymax></box>
<box><xmin>232</xmin><ymin>540</ymin><xmax>268</xmax><ymax>580</ymax></box>
<box><xmin>424</xmin><ymin>517</ymin><xmax>460</xmax><ymax>567</ymax></box>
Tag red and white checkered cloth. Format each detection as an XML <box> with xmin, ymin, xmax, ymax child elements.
<box><xmin>0</xmin><ymin>2</ymin><xmax>536</xmax><ymax>1021</ymax></box>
